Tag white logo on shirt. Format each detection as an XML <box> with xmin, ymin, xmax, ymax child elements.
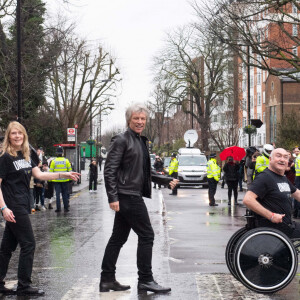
<box><xmin>13</xmin><ymin>159</ymin><xmax>32</xmax><ymax>171</ymax></box>
<box><xmin>277</xmin><ymin>183</ymin><xmax>291</xmax><ymax>193</ymax></box>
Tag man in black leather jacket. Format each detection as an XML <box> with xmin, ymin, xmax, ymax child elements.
<box><xmin>99</xmin><ymin>103</ymin><xmax>177</xmax><ymax>294</ymax></box>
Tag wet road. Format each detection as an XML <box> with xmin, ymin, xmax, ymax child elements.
<box><xmin>0</xmin><ymin>179</ymin><xmax>300</xmax><ymax>299</ymax></box>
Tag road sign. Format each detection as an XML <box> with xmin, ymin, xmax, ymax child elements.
<box><xmin>67</xmin><ymin>128</ymin><xmax>75</xmax><ymax>142</ymax></box>
<box><xmin>74</xmin><ymin>124</ymin><xmax>78</xmax><ymax>129</ymax></box>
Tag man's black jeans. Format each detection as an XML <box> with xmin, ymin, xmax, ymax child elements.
<box><xmin>0</xmin><ymin>214</ymin><xmax>35</xmax><ymax>289</ymax></box>
<box><xmin>101</xmin><ymin>194</ymin><xmax>154</xmax><ymax>283</ymax></box>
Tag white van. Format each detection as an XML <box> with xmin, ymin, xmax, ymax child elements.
<box><xmin>177</xmin><ymin>148</ymin><xmax>208</xmax><ymax>187</ymax></box>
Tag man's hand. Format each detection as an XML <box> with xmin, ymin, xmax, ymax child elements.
<box><xmin>270</xmin><ymin>213</ymin><xmax>285</xmax><ymax>223</ymax></box>
<box><xmin>2</xmin><ymin>208</ymin><xmax>16</xmax><ymax>223</ymax></box>
<box><xmin>109</xmin><ymin>201</ymin><xmax>120</xmax><ymax>212</ymax></box>
<box><xmin>169</xmin><ymin>179</ymin><xmax>179</xmax><ymax>190</ymax></box>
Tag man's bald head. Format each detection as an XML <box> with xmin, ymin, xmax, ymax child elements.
<box><xmin>269</xmin><ymin>148</ymin><xmax>289</xmax><ymax>175</ymax></box>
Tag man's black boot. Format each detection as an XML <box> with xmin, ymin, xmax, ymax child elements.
<box><xmin>99</xmin><ymin>281</ymin><xmax>130</xmax><ymax>292</ymax></box>
<box><xmin>16</xmin><ymin>286</ymin><xmax>45</xmax><ymax>296</ymax></box>
<box><xmin>0</xmin><ymin>285</ymin><xmax>16</xmax><ymax>295</ymax></box>
<box><xmin>137</xmin><ymin>281</ymin><xmax>171</xmax><ymax>294</ymax></box>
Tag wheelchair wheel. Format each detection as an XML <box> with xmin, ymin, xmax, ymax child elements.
<box><xmin>234</xmin><ymin>227</ymin><xmax>298</xmax><ymax>293</ymax></box>
<box><xmin>225</xmin><ymin>227</ymin><xmax>248</xmax><ymax>279</ymax></box>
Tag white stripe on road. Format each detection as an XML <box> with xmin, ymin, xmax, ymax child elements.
<box><xmin>195</xmin><ymin>274</ymin><xmax>273</xmax><ymax>300</ymax></box>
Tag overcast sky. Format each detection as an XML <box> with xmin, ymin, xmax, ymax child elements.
<box><xmin>47</xmin><ymin>0</ymin><xmax>197</xmax><ymax>133</ymax></box>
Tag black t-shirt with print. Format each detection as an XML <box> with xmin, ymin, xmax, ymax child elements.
<box><xmin>0</xmin><ymin>151</ymin><xmax>36</xmax><ymax>216</ymax></box>
<box><xmin>249</xmin><ymin>168</ymin><xmax>297</xmax><ymax>224</ymax></box>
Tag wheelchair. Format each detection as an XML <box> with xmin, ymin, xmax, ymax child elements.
<box><xmin>225</xmin><ymin>210</ymin><xmax>300</xmax><ymax>293</ymax></box>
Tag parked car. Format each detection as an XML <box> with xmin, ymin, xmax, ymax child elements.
<box><xmin>177</xmin><ymin>148</ymin><xmax>208</xmax><ymax>187</ymax></box>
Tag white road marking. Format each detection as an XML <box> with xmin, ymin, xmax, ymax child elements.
<box><xmin>195</xmin><ymin>274</ymin><xmax>273</xmax><ymax>300</ymax></box>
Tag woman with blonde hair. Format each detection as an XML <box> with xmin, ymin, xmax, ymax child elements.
<box><xmin>0</xmin><ymin>121</ymin><xmax>80</xmax><ymax>296</ymax></box>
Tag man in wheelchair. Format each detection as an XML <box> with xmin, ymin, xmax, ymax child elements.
<box><xmin>243</xmin><ymin>148</ymin><xmax>300</xmax><ymax>239</ymax></box>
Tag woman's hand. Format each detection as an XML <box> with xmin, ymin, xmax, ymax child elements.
<box><xmin>2</xmin><ymin>208</ymin><xmax>16</xmax><ymax>223</ymax></box>
<box><xmin>62</xmin><ymin>172</ymin><xmax>81</xmax><ymax>181</ymax></box>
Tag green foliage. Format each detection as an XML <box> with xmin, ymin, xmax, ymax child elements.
<box><xmin>0</xmin><ymin>0</ymin><xmax>47</xmax><ymax>126</ymax></box>
<box><xmin>25</xmin><ymin>111</ymin><xmax>63</xmax><ymax>156</ymax></box>
<box><xmin>276</xmin><ymin>112</ymin><xmax>300</xmax><ymax>149</ymax></box>
<box><xmin>243</xmin><ymin>125</ymin><xmax>257</xmax><ymax>135</ymax></box>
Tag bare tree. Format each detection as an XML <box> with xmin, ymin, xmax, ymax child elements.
<box><xmin>193</xmin><ymin>0</ymin><xmax>300</xmax><ymax>81</ymax></box>
<box><xmin>45</xmin><ymin>25</ymin><xmax>120</xmax><ymax>139</ymax></box>
<box><xmin>153</xmin><ymin>23</ymin><xmax>235</xmax><ymax>151</ymax></box>
<box><xmin>146</xmin><ymin>82</ymin><xmax>174</xmax><ymax>147</ymax></box>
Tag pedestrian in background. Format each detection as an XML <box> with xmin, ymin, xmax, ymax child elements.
<box><xmin>49</xmin><ymin>146</ymin><xmax>72</xmax><ymax>212</ymax></box>
<box><xmin>253</xmin><ymin>144</ymin><xmax>274</xmax><ymax>180</ymax></box>
<box><xmin>168</xmin><ymin>153</ymin><xmax>178</xmax><ymax>195</ymax></box>
<box><xmin>238</xmin><ymin>159</ymin><xmax>245</xmax><ymax>192</ymax></box>
<box><xmin>294</xmin><ymin>148</ymin><xmax>300</xmax><ymax>218</ymax></box>
<box><xmin>153</xmin><ymin>155</ymin><xmax>164</xmax><ymax>189</ymax></box>
<box><xmin>206</xmin><ymin>153</ymin><xmax>221</xmax><ymax>206</ymax></box>
<box><xmin>245</xmin><ymin>146</ymin><xmax>259</xmax><ymax>188</ymax></box>
<box><xmin>89</xmin><ymin>159</ymin><xmax>98</xmax><ymax>193</ymax></box>
<box><xmin>223</xmin><ymin>156</ymin><xmax>239</xmax><ymax>205</ymax></box>
<box><xmin>100</xmin><ymin>103</ymin><xmax>175</xmax><ymax>294</ymax></box>
<box><xmin>0</xmin><ymin>121</ymin><xmax>79</xmax><ymax>296</ymax></box>
<box><xmin>42</xmin><ymin>161</ymin><xmax>53</xmax><ymax>209</ymax></box>
<box><xmin>34</xmin><ymin>160</ymin><xmax>46</xmax><ymax>211</ymax></box>
<box><xmin>98</xmin><ymin>155</ymin><xmax>103</xmax><ymax>171</ymax></box>
<box><xmin>29</xmin><ymin>177</ymin><xmax>35</xmax><ymax>213</ymax></box>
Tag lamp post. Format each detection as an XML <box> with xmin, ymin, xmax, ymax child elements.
<box><xmin>247</xmin><ymin>45</ymin><xmax>251</xmax><ymax>147</ymax></box>
<box><xmin>88</xmin><ymin>79</ymin><xmax>111</xmax><ymax>161</ymax></box>
<box><xmin>89</xmin><ymin>80</ymin><xmax>93</xmax><ymax>161</ymax></box>
<box><xmin>17</xmin><ymin>0</ymin><xmax>22</xmax><ymax>123</ymax></box>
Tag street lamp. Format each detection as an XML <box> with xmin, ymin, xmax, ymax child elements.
<box><xmin>247</xmin><ymin>45</ymin><xmax>251</xmax><ymax>147</ymax></box>
<box><xmin>17</xmin><ymin>0</ymin><xmax>22</xmax><ymax>123</ymax></box>
<box><xmin>88</xmin><ymin>79</ymin><xmax>111</xmax><ymax>161</ymax></box>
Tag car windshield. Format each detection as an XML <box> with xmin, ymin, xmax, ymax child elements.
<box><xmin>178</xmin><ymin>155</ymin><xmax>207</xmax><ymax>166</ymax></box>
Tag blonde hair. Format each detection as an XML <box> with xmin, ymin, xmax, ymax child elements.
<box><xmin>2</xmin><ymin>121</ymin><xmax>30</xmax><ymax>161</ymax></box>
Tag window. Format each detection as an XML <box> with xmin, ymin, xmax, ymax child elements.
<box><xmin>293</xmin><ymin>24</ymin><xmax>298</xmax><ymax>36</ymax></box>
<box><xmin>251</xmin><ymin>95</ymin><xmax>254</xmax><ymax>108</ymax></box>
<box><xmin>221</xmin><ymin>114</ymin><xmax>225</xmax><ymax>125</ymax></box>
<box><xmin>257</xmin><ymin>92</ymin><xmax>261</xmax><ymax>105</ymax></box>
<box><xmin>243</xmin><ymin>80</ymin><xmax>247</xmax><ymax>92</ymax></box>
<box><xmin>257</xmin><ymin>72</ymin><xmax>261</xmax><ymax>85</ymax></box>
<box><xmin>271</xmin><ymin>81</ymin><xmax>274</xmax><ymax>91</ymax></box>
<box><xmin>263</xmin><ymin>112</ymin><xmax>266</xmax><ymax>123</ymax></box>
<box><xmin>250</xmin><ymin>76</ymin><xmax>254</xmax><ymax>88</ymax></box>
<box><xmin>263</xmin><ymin>92</ymin><xmax>265</xmax><ymax>104</ymax></box>
<box><xmin>243</xmin><ymin>117</ymin><xmax>247</xmax><ymax>127</ymax></box>
<box><xmin>213</xmin><ymin>115</ymin><xmax>218</xmax><ymax>122</ymax></box>
<box><xmin>243</xmin><ymin>99</ymin><xmax>247</xmax><ymax>110</ymax></box>
<box><xmin>257</xmin><ymin>133</ymin><xmax>261</xmax><ymax>146</ymax></box>
<box><xmin>293</xmin><ymin>46</ymin><xmax>298</xmax><ymax>56</ymax></box>
<box><xmin>257</xmin><ymin>113</ymin><xmax>261</xmax><ymax>120</ymax></box>
<box><xmin>293</xmin><ymin>3</ymin><xmax>298</xmax><ymax>14</ymax></box>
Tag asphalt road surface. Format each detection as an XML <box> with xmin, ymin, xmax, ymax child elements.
<box><xmin>0</xmin><ymin>178</ymin><xmax>300</xmax><ymax>299</ymax></box>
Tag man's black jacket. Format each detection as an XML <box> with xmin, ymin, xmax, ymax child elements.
<box><xmin>104</xmin><ymin>128</ymin><xmax>151</xmax><ymax>203</ymax></box>
<box><xmin>104</xmin><ymin>128</ymin><xmax>174</xmax><ymax>203</ymax></box>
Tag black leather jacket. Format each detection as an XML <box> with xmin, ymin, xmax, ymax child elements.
<box><xmin>104</xmin><ymin>128</ymin><xmax>152</xmax><ymax>203</ymax></box>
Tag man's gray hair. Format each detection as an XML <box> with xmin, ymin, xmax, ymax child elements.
<box><xmin>125</xmin><ymin>103</ymin><xmax>149</xmax><ymax>126</ymax></box>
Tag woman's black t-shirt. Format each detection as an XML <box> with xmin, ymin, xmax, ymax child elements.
<box><xmin>0</xmin><ymin>151</ymin><xmax>36</xmax><ymax>215</ymax></box>
<box><xmin>249</xmin><ymin>168</ymin><xmax>296</xmax><ymax>224</ymax></box>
